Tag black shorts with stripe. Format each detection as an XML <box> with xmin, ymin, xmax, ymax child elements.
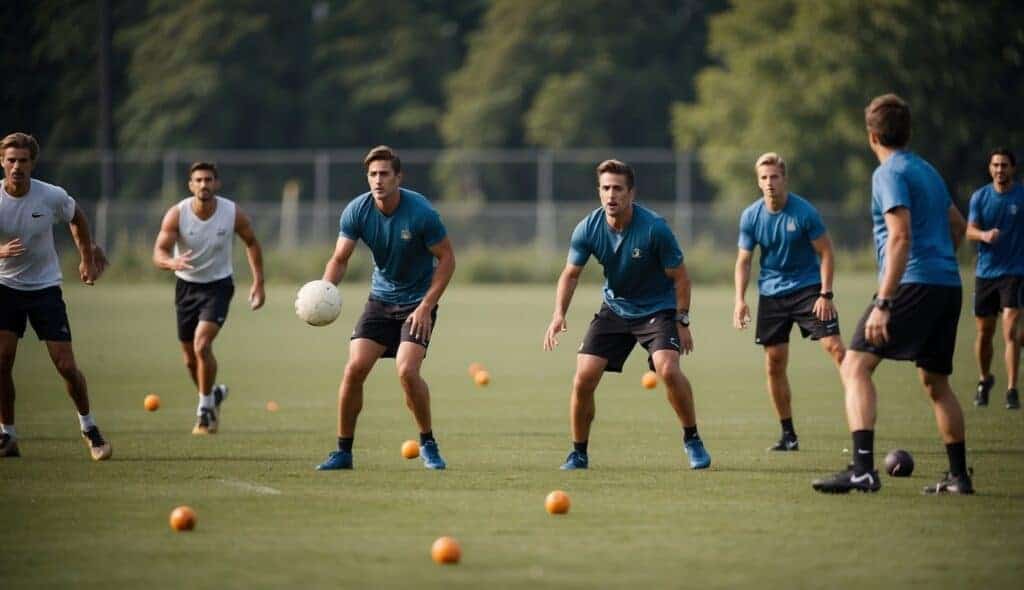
<box><xmin>351</xmin><ymin>298</ymin><xmax>438</xmax><ymax>358</ymax></box>
<box><xmin>973</xmin><ymin>275</ymin><xmax>1024</xmax><ymax>317</ymax></box>
<box><xmin>850</xmin><ymin>283</ymin><xmax>961</xmax><ymax>376</ymax></box>
<box><xmin>755</xmin><ymin>283</ymin><xmax>840</xmax><ymax>347</ymax></box>
<box><xmin>0</xmin><ymin>283</ymin><xmax>72</xmax><ymax>341</ymax></box>
<box><xmin>578</xmin><ymin>304</ymin><xmax>680</xmax><ymax>373</ymax></box>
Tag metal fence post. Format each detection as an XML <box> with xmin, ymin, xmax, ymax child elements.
<box><xmin>313</xmin><ymin>152</ymin><xmax>330</xmax><ymax>243</ymax></box>
<box><xmin>675</xmin><ymin>151</ymin><xmax>693</xmax><ymax>243</ymax></box>
<box><xmin>536</xmin><ymin>149</ymin><xmax>555</xmax><ymax>252</ymax></box>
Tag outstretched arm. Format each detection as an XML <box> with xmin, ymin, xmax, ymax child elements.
<box><xmin>153</xmin><ymin>206</ymin><xmax>192</xmax><ymax>272</ymax></box>
<box><xmin>68</xmin><ymin>204</ymin><xmax>106</xmax><ymax>284</ymax></box>
<box><xmin>543</xmin><ymin>263</ymin><xmax>584</xmax><ymax>351</ymax></box>
<box><xmin>235</xmin><ymin>207</ymin><xmax>265</xmax><ymax>310</ymax></box>
<box><xmin>406</xmin><ymin>237</ymin><xmax>456</xmax><ymax>341</ymax></box>
<box><xmin>322</xmin><ymin>236</ymin><xmax>357</xmax><ymax>284</ymax></box>
<box><xmin>733</xmin><ymin>248</ymin><xmax>753</xmax><ymax>329</ymax></box>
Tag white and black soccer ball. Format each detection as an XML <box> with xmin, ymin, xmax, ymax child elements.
<box><xmin>295</xmin><ymin>280</ymin><xmax>342</xmax><ymax>326</ymax></box>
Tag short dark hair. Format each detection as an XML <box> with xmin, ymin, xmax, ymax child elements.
<box><xmin>865</xmin><ymin>93</ymin><xmax>911</xmax><ymax>148</ymax></box>
<box><xmin>596</xmin><ymin>159</ymin><xmax>635</xmax><ymax>189</ymax></box>
<box><xmin>990</xmin><ymin>147</ymin><xmax>1016</xmax><ymax>167</ymax></box>
<box><xmin>189</xmin><ymin>161</ymin><xmax>219</xmax><ymax>179</ymax></box>
<box><xmin>364</xmin><ymin>145</ymin><xmax>401</xmax><ymax>174</ymax></box>
<box><xmin>1</xmin><ymin>132</ymin><xmax>40</xmax><ymax>161</ymax></box>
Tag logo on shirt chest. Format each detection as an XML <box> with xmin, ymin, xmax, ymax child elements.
<box><xmin>401</xmin><ymin>228</ymin><xmax>412</xmax><ymax>241</ymax></box>
<box><xmin>786</xmin><ymin>219</ymin><xmax>797</xmax><ymax>232</ymax></box>
<box><xmin>216</xmin><ymin>227</ymin><xmax>228</xmax><ymax>237</ymax></box>
<box><xmin>1011</xmin><ymin>204</ymin><xmax>1019</xmax><ymax>216</ymax></box>
<box><xmin>631</xmin><ymin>247</ymin><xmax>642</xmax><ymax>259</ymax></box>
<box><xmin>31</xmin><ymin>212</ymin><xmax>44</xmax><ymax>219</ymax></box>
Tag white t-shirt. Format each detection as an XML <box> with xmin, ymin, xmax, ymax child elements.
<box><xmin>0</xmin><ymin>178</ymin><xmax>76</xmax><ymax>290</ymax></box>
<box><xmin>174</xmin><ymin>196</ymin><xmax>236</xmax><ymax>284</ymax></box>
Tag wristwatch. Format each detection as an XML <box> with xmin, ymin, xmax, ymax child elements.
<box><xmin>873</xmin><ymin>297</ymin><xmax>892</xmax><ymax>311</ymax></box>
<box><xmin>676</xmin><ymin>311</ymin><xmax>690</xmax><ymax>327</ymax></box>
<box><xmin>819</xmin><ymin>291</ymin><xmax>834</xmax><ymax>300</ymax></box>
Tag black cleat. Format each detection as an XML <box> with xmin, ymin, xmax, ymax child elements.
<box><xmin>213</xmin><ymin>384</ymin><xmax>229</xmax><ymax>409</ymax></box>
<box><xmin>923</xmin><ymin>471</ymin><xmax>975</xmax><ymax>495</ymax></box>
<box><xmin>0</xmin><ymin>433</ymin><xmax>21</xmax><ymax>457</ymax></box>
<box><xmin>812</xmin><ymin>465</ymin><xmax>881</xmax><ymax>494</ymax></box>
<box><xmin>974</xmin><ymin>375</ymin><xmax>994</xmax><ymax>407</ymax></box>
<box><xmin>768</xmin><ymin>435</ymin><xmax>799</xmax><ymax>451</ymax></box>
<box><xmin>1006</xmin><ymin>388</ymin><xmax>1020</xmax><ymax>410</ymax></box>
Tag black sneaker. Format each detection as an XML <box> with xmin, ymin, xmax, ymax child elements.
<box><xmin>0</xmin><ymin>433</ymin><xmax>20</xmax><ymax>458</ymax></box>
<box><xmin>975</xmin><ymin>375</ymin><xmax>994</xmax><ymax>407</ymax></box>
<box><xmin>213</xmin><ymin>384</ymin><xmax>229</xmax><ymax>409</ymax></box>
<box><xmin>1006</xmin><ymin>388</ymin><xmax>1020</xmax><ymax>410</ymax></box>
<box><xmin>192</xmin><ymin>408</ymin><xmax>218</xmax><ymax>435</ymax></box>
<box><xmin>768</xmin><ymin>434</ymin><xmax>799</xmax><ymax>451</ymax></box>
<box><xmin>923</xmin><ymin>471</ymin><xmax>975</xmax><ymax>495</ymax></box>
<box><xmin>812</xmin><ymin>465</ymin><xmax>881</xmax><ymax>494</ymax></box>
<box><xmin>81</xmin><ymin>426</ymin><xmax>112</xmax><ymax>461</ymax></box>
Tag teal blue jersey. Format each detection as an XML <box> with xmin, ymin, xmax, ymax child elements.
<box><xmin>968</xmin><ymin>183</ymin><xmax>1024</xmax><ymax>278</ymax></box>
<box><xmin>568</xmin><ymin>204</ymin><xmax>683</xmax><ymax>319</ymax></box>
<box><xmin>339</xmin><ymin>188</ymin><xmax>447</xmax><ymax>305</ymax></box>
<box><xmin>738</xmin><ymin>193</ymin><xmax>826</xmax><ymax>296</ymax></box>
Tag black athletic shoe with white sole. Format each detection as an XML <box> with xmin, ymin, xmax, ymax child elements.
<box><xmin>975</xmin><ymin>375</ymin><xmax>994</xmax><ymax>407</ymax></box>
<box><xmin>769</xmin><ymin>435</ymin><xmax>799</xmax><ymax>451</ymax></box>
<box><xmin>923</xmin><ymin>471</ymin><xmax>975</xmax><ymax>495</ymax></box>
<box><xmin>812</xmin><ymin>465</ymin><xmax>881</xmax><ymax>494</ymax></box>
<box><xmin>1006</xmin><ymin>388</ymin><xmax>1020</xmax><ymax>410</ymax></box>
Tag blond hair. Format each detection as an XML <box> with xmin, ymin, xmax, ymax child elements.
<box><xmin>755</xmin><ymin>152</ymin><xmax>786</xmax><ymax>176</ymax></box>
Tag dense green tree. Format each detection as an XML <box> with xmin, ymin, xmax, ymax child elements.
<box><xmin>673</xmin><ymin>0</ymin><xmax>1024</xmax><ymax>215</ymax></box>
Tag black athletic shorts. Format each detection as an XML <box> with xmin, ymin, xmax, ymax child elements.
<box><xmin>974</xmin><ymin>275</ymin><xmax>1024</xmax><ymax>317</ymax></box>
<box><xmin>351</xmin><ymin>298</ymin><xmax>438</xmax><ymax>358</ymax></box>
<box><xmin>755</xmin><ymin>283</ymin><xmax>840</xmax><ymax>347</ymax></box>
<box><xmin>850</xmin><ymin>283</ymin><xmax>961</xmax><ymax>375</ymax></box>
<box><xmin>578</xmin><ymin>304</ymin><xmax>680</xmax><ymax>373</ymax></box>
<box><xmin>0</xmin><ymin>283</ymin><xmax>72</xmax><ymax>341</ymax></box>
<box><xmin>175</xmin><ymin>277</ymin><xmax>234</xmax><ymax>341</ymax></box>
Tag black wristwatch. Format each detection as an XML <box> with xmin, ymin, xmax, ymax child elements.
<box><xmin>676</xmin><ymin>311</ymin><xmax>690</xmax><ymax>327</ymax></box>
<box><xmin>819</xmin><ymin>291</ymin><xmax>834</xmax><ymax>300</ymax></box>
<box><xmin>873</xmin><ymin>297</ymin><xmax>892</xmax><ymax>311</ymax></box>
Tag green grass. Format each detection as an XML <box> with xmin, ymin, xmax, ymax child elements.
<box><xmin>2</xmin><ymin>277</ymin><xmax>1022</xmax><ymax>589</ymax></box>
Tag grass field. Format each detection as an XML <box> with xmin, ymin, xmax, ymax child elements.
<box><xmin>3</xmin><ymin>276</ymin><xmax>1023</xmax><ymax>589</ymax></box>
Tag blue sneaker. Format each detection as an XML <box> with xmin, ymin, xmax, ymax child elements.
<box><xmin>420</xmin><ymin>440</ymin><xmax>446</xmax><ymax>470</ymax></box>
<box><xmin>560</xmin><ymin>450</ymin><xmax>588</xmax><ymax>470</ymax></box>
<box><xmin>316</xmin><ymin>450</ymin><xmax>353</xmax><ymax>470</ymax></box>
<box><xmin>684</xmin><ymin>438</ymin><xmax>711</xmax><ymax>469</ymax></box>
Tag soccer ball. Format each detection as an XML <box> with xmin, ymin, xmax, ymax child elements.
<box><xmin>295</xmin><ymin>280</ymin><xmax>342</xmax><ymax>326</ymax></box>
<box><xmin>884</xmin><ymin>449</ymin><xmax>914</xmax><ymax>477</ymax></box>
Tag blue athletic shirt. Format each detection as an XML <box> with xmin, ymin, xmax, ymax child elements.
<box><xmin>968</xmin><ymin>183</ymin><xmax>1024</xmax><ymax>278</ymax></box>
<box><xmin>871</xmin><ymin>151</ymin><xmax>960</xmax><ymax>286</ymax></box>
<box><xmin>738</xmin><ymin>193</ymin><xmax>826</xmax><ymax>296</ymax></box>
<box><xmin>568</xmin><ymin>204</ymin><xmax>683</xmax><ymax>319</ymax></box>
<box><xmin>339</xmin><ymin>188</ymin><xmax>447</xmax><ymax>305</ymax></box>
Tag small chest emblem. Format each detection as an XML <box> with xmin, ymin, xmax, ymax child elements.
<box><xmin>216</xmin><ymin>228</ymin><xmax>228</xmax><ymax>237</ymax></box>
<box><xmin>632</xmin><ymin>248</ymin><xmax>642</xmax><ymax>259</ymax></box>
<box><xmin>401</xmin><ymin>229</ymin><xmax>412</xmax><ymax>241</ymax></box>
<box><xmin>786</xmin><ymin>219</ymin><xmax>797</xmax><ymax>232</ymax></box>
<box><xmin>1010</xmin><ymin>204</ymin><xmax>1019</xmax><ymax>216</ymax></box>
<box><xmin>31</xmin><ymin>212</ymin><xmax>44</xmax><ymax>218</ymax></box>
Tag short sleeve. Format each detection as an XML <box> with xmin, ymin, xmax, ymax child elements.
<box><xmin>804</xmin><ymin>205</ymin><xmax>826</xmax><ymax>241</ymax></box>
<box><xmin>653</xmin><ymin>219</ymin><xmax>683</xmax><ymax>269</ymax></box>
<box><xmin>421</xmin><ymin>208</ymin><xmax>447</xmax><ymax>248</ymax></box>
<box><xmin>967</xmin><ymin>190</ymin><xmax>983</xmax><ymax>225</ymax></box>
<box><xmin>339</xmin><ymin>199</ymin><xmax>362</xmax><ymax>240</ymax></box>
<box><xmin>873</xmin><ymin>167</ymin><xmax>910</xmax><ymax>214</ymax></box>
<box><xmin>738</xmin><ymin>208</ymin><xmax>756</xmax><ymax>251</ymax></box>
<box><xmin>52</xmin><ymin>188</ymin><xmax>76</xmax><ymax>223</ymax></box>
<box><xmin>567</xmin><ymin>220</ymin><xmax>591</xmax><ymax>266</ymax></box>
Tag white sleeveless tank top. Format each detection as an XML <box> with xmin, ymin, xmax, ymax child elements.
<box><xmin>174</xmin><ymin>196</ymin><xmax>235</xmax><ymax>283</ymax></box>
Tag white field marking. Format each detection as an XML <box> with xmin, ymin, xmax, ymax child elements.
<box><xmin>218</xmin><ymin>478</ymin><xmax>282</xmax><ymax>495</ymax></box>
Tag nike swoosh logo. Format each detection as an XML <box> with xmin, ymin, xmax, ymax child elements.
<box><xmin>856</xmin><ymin>449</ymin><xmax>870</xmax><ymax>455</ymax></box>
<box><xmin>850</xmin><ymin>473</ymin><xmax>874</xmax><ymax>484</ymax></box>
<box><xmin>31</xmin><ymin>213</ymin><xmax>43</xmax><ymax>218</ymax></box>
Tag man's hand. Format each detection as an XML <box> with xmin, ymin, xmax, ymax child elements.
<box><xmin>79</xmin><ymin>257</ymin><xmax>98</xmax><ymax>285</ymax></box>
<box><xmin>249</xmin><ymin>282</ymin><xmax>265</xmax><ymax>310</ymax></box>
<box><xmin>864</xmin><ymin>307</ymin><xmax>891</xmax><ymax>346</ymax></box>
<box><xmin>813</xmin><ymin>296</ymin><xmax>837</xmax><ymax>322</ymax></box>
<box><xmin>168</xmin><ymin>249</ymin><xmax>194</xmax><ymax>271</ymax></box>
<box><xmin>677</xmin><ymin>324</ymin><xmax>694</xmax><ymax>354</ymax></box>
<box><xmin>543</xmin><ymin>315</ymin><xmax>567</xmax><ymax>351</ymax></box>
<box><xmin>0</xmin><ymin>238</ymin><xmax>25</xmax><ymax>258</ymax></box>
<box><xmin>406</xmin><ymin>302</ymin><xmax>435</xmax><ymax>342</ymax></box>
<box><xmin>733</xmin><ymin>300</ymin><xmax>751</xmax><ymax>329</ymax></box>
<box><xmin>982</xmin><ymin>228</ymin><xmax>1000</xmax><ymax>244</ymax></box>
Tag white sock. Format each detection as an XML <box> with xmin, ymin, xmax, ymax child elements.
<box><xmin>197</xmin><ymin>393</ymin><xmax>215</xmax><ymax>415</ymax></box>
<box><xmin>78</xmin><ymin>413</ymin><xmax>96</xmax><ymax>431</ymax></box>
<box><xmin>1</xmin><ymin>424</ymin><xmax>16</xmax><ymax>438</ymax></box>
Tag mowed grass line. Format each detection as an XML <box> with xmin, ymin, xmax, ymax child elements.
<box><xmin>2</xmin><ymin>277</ymin><xmax>1022</xmax><ymax>589</ymax></box>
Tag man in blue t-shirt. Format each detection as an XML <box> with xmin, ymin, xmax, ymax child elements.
<box><xmin>966</xmin><ymin>148</ymin><xmax>1023</xmax><ymax>410</ymax></box>
<box><xmin>542</xmin><ymin>159</ymin><xmax>712</xmax><ymax>471</ymax></box>
<box><xmin>734</xmin><ymin>152</ymin><xmax>845</xmax><ymax>452</ymax></box>
<box><xmin>315</xmin><ymin>146</ymin><xmax>456</xmax><ymax>472</ymax></box>
<box><xmin>813</xmin><ymin>94</ymin><xmax>973</xmax><ymax>495</ymax></box>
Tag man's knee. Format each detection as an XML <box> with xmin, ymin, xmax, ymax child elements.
<box><xmin>573</xmin><ymin>369</ymin><xmax>601</xmax><ymax>395</ymax></box>
<box><xmin>344</xmin><ymin>360</ymin><xmax>374</xmax><ymax>385</ymax></box>
<box><xmin>53</xmin><ymin>354</ymin><xmax>79</xmax><ymax>379</ymax></box>
<box><xmin>766</xmin><ymin>352</ymin><xmax>787</xmax><ymax>377</ymax></box>
<box><xmin>396</xmin><ymin>361</ymin><xmax>422</xmax><ymax>388</ymax></box>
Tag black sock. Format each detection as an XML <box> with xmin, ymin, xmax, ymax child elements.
<box><xmin>946</xmin><ymin>441</ymin><xmax>967</xmax><ymax>476</ymax></box>
<box><xmin>573</xmin><ymin>440</ymin><xmax>588</xmax><ymax>454</ymax></box>
<box><xmin>780</xmin><ymin>418</ymin><xmax>796</xmax><ymax>438</ymax></box>
<box><xmin>683</xmin><ymin>426</ymin><xmax>699</xmax><ymax>442</ymax></box>
<box><xmin>337</xmin><ymin>437</ymin><xmax>353</xmax><ymax>453</ymax></box>
<box><xmin>420</xmin><ymin>431</ymin><xmax>435</xmax><ymax>445</ymax></box>
<box><xmin>851</xmin><ymin>429</ymin><xmax>874</xmax><ymax>474</ymax></box>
